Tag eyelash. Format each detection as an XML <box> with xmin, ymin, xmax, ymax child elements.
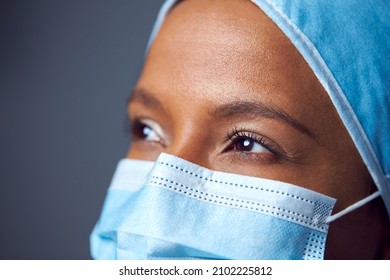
<box><xmin>129</xmin><ymin>119</ymin><xmax>145</xmax><ymax>139</ymax></box>
<box><xmin>129</xmin><ymin>118</ymin><xmax>162</xmax><ymax>143</ymax></box>
<box><xmin>225</xmin><ymin>127</ymin><xmax>282</xmax><ymax>158</ymax></box>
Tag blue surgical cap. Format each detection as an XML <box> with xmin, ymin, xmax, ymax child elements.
<box><xmin>147</xmin><ymin>0</ymin><xmax>390</xmax><ymax>217</ymax></box>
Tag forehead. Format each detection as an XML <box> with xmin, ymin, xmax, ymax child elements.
<box><xmin>137</xmin><ymin>0</ymin><xmax>337</xmax><ymax>133</ymax></box>
<box><xmin>147</xmin><ymin>0</ymin><xmax>300</xmax><ymax>81</ymax></box>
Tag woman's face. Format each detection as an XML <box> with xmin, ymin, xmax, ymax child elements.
<box><xmin>127</xmin><ymin>0</ymin><xmax>389</xmax><ymax>259</ymax></box>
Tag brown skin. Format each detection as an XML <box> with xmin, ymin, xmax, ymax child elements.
<box><xmin>127</xmin><ymin>0</ymin><xmax>390</xmax><ymax>259</ymax></box>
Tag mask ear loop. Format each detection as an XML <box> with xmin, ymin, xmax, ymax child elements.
<box><xmin>326</xmin><ymin>190</ymin><xmax>381</xmax><ymax>223</ymax></box>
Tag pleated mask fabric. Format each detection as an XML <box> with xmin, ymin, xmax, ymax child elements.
<box><xmin>91</xmin><ymin>153</ymin><xmax>336</xmax><ymax>259</ymax></box>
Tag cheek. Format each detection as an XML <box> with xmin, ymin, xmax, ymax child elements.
<box><xmin>321</xmin><ymin>141</ymin><xmax>372</xmax><ymax>212</ymax></box>
<box><xmin>127</xmin><ymin>143</ymin><xmax>163</xmax><ymax>161</ymax></box>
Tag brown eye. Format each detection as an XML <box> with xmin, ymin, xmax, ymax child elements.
<box><xmin>233</xmin><ymin>136</ymin><xmax>270</xmax><ymax>153</ymax></box>
<box><xmin>131</xmin><ymin>119</ymin><xmax>164</xmax><ymax>143</ymax></box>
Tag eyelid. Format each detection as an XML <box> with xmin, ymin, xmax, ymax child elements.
<box><xmin>139</xmin><ymin>118</ymin><xmax>165</xmax><ymax>140</ymax></box>
<box><xmin>131</xmin><ymin>117</ymin><xmax>166</xmax><ymax>146</ymax></box>
<box><xmin>225</xmin><ymin>127</ymin><xmax>286</xmax><ymax>156</ymax></box>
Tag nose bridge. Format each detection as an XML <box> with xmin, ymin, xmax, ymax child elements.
<box><xmin>166</xmin><ymin>121</ymin><xmax>212</xmax><ymax>169</ymax></box>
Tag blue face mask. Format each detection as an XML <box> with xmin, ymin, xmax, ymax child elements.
<box><xmin>90</xmin><ymin>153</ymin><xmax>346</xmax><ymax>260</ymax></box>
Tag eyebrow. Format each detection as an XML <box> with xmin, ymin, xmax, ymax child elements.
<box><xmin>128</xmin><ymin>88</ymin><xmax>164</xmax><ymax>110</ymax></box>
<box><xmin>211</xmin><ymin>100</ymin><xmax>316</xmax><ymax>139</ymax></box>
<box><xmin>129</xmin><ymin>88</ymin><xmax>316</xmax><ymax>140</ymax></box>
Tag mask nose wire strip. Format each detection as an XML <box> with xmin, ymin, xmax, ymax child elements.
<box><xmin>326</xmin><ymin>191</ymin><xmax>381</xmax><ymax>223</ymax></box>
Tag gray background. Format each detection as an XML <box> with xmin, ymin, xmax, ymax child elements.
<box><xmin>0</xmin><ymin>0</ymin><xmax>165</xmax><ymax>259</ymax></box>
